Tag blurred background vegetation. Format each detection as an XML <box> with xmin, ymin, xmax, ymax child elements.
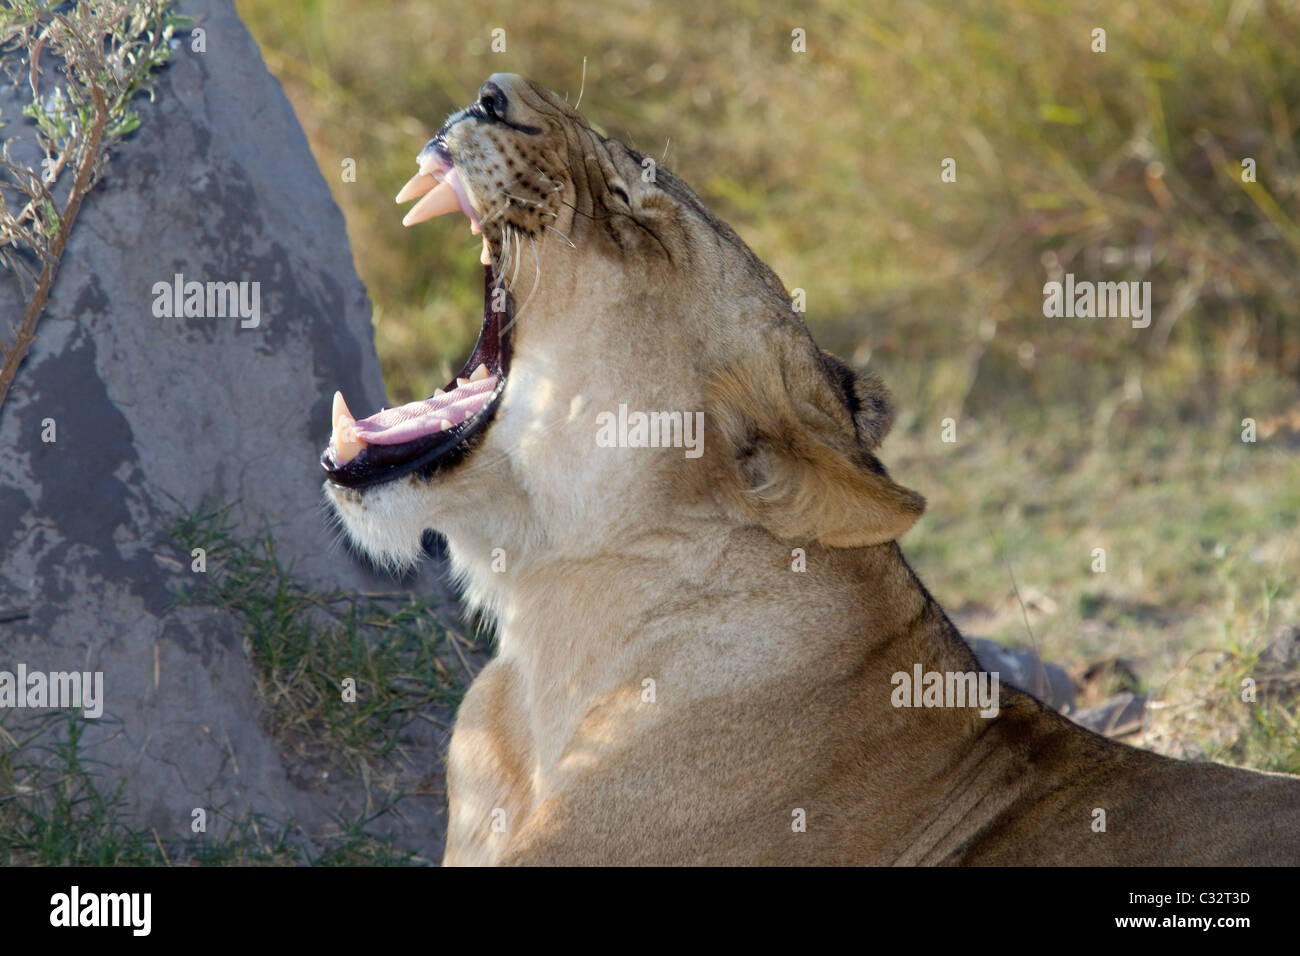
<box><xmin>238</xmin><ymin>0</ymin><xmax>1300</xmax><ymax>768</ymax></box>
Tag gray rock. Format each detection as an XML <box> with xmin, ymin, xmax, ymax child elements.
<box><xmin>966</xmin><ymin>636</ymin><xmax>1076</xmax><ymax>713</ymax></box>
<box><xmin>1</xmin><ymin>0</ymin><xmax>453</xmax><ymax>862</ymax></box>
<box><xmin>1071</xmin><ymin>692</ymin><xmax>1148</xmax><ymax>738</ymax></box>
<box><xmin>1260</xmin><ymin>625</ymin><xmax>1300</xmax><ymax>669</ymax></box>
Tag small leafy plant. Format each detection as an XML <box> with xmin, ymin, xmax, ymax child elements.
<box><xmin>0</xmin><ymin>0</ymin><xmax>185</xmax><ymax>409</ymax></box>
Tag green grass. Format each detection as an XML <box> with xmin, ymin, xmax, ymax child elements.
<box><xmin>2</xmin><ymin>711</ymin><xmax>304</xmax><ymax>864</ymax></box>
<box><xmin>0</xmin><ymin>507</ymin><xmax>489</xmax><ymax>866</ymax></box>
<box><xmin>0</xmin><ymin>709</ymin><xmax>433</xmax><ymax>863</ymax></box>
<box><xmin>169</xmin><ymin>504</ymin><xmax>485</xmax><ymax>770</ymax></box>
<box><xmin>0</xmin><ymin>714</ymin><xmax>161</xmax><ymax>865</ymax></box>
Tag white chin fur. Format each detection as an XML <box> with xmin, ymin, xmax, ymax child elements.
<box><xmin>324</xmin><ymin>478</ymin><xmax>428</xmax><ymax>574</ymax></box>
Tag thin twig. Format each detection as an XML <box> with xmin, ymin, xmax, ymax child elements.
<box><xmin>0</xmin><ymin>86</ymin><xmax>106</xmax><ymax>410</ymax></box>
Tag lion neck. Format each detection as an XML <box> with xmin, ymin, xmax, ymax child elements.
<box><xmin>459</xmin><ymin>515</ymin><xmax>992</xmax><ymax>784</ymax></box>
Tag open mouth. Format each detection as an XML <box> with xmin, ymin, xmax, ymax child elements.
<box><xmin>321</xmin><ymin>144</ymin><xmax>511</xmax><ymax>489</ymax></box>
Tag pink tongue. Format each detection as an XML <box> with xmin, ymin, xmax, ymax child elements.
<box><xmin>352</xmin><ymin>375</ymin><xmax>498</xmax><ymax>444</ymax></box>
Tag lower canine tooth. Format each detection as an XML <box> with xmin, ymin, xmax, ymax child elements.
<box><xmin>331</xmin><ymin>390</ymin><xmax>353</xmax><ymax>431</ymax></box>
<box><xmin>329</xmin><ymin>391</ymin><xmax>366</xmax><ymax>464</ymax></box>
<box><xmin>456</xmin><ymin>377</ymin><xmax>470</xmax><ymax>387</ymax></box>
<box><xmin>334</xmin><ymin>423</ymin><xmax>365</xmax><ymax>464</ymax></box>
<box><xmin>440</xmin><ymin>419</ymin><xmax>454</xmax><ymax>431</ymax></box>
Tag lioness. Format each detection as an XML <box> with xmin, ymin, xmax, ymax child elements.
<box><xmin>322</xmin><ymin>75</ymin><xmax>1300</xmax><ymax>865</ymax></box>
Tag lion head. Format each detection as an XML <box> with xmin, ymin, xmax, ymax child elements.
<box><xmin>322</xmin><ymin>74</ymin><xmax>924</xmax><ymax>614</ymax></box>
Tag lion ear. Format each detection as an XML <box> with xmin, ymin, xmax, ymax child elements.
<box><xmin>708</xmin><ymin>342</ymin><xmax>925</xmax><ymax>548</ymax></box>
<box><xmin>817</xmin><ymin>348</ymin><xmax>896</xmax><ymax>448</ymax></box>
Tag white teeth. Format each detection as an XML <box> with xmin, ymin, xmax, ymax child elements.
<box><xmin>456</xmin><ymin>377</ymin><xmax>470</xmax><ymax>387</ymax></box>
<box><xmin>402</xmin><ymin>180</ymin><xmax>459</xmax><ymax>227</ymax></box>
<box><xmin>440</xmin><ymin>419</ymin><xmax>454</xmax><ymax>431</ymax></box>
<box><xmin>480</xmin><ymin>236</ymin><xmax>492</xmax><ymax>265</ymax></box>
<box><xmin>395</xmin><ymin>171</ymin><xmax>437</xmax><ymax>203</ymax></box>
<box><xmin>332</xmin><ymin>390</ymin><xmax>352</xmax><ymax>430</ymax></box>
<box><xmin>471</xmin><ymin>220</ymin><xmax>482</xmax><ymax>235</ymax></box>
<box><xmin>330</xmin><ymin>390</ymin><xmax>366</xmax><ymax>464</ymax></box>
<box><xmin>433</xmin><ymin>388</ymin><xmax>446</xmax><ymax>397</ymax></box>
<box><xmin>469</xmin><ymin>363</ymin><xmax>489</xmax><ymax>381</ymax></box>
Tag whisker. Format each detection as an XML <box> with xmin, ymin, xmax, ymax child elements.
<box><xmin>574</xmin><ymin>56</ymin><xmax>587</xmax><ymax>111</ymax></box>
<box><xmin>544</xmin><ymin>223</ymin><xmax>576</xmax><ymax>249</ymax></box>
<box><xmin>478</xmin><ymin>203</ymin><xmax>509</xmax><ymax>228</ymax></box>
<box><xmin>500</xmin><ymin>230</ymin><xmax>542</xmax><ymax>338</ymax></box>
<box><xmin>557</xmin><ymin>197</ymin><xmax>603</xmax><ymax>222</ymax></box>
<box><xmin>498</xmin><ymin>226</ymin><xmax>512</xmax><ymax>284</ymax></box>
<box><xmin>510</xmin><ymin>225</ymin><xmax>523</xmax><ymax>289</ymax></box>
<box><xmin>502</xmin><ymin>191</ymin><xmax>548</xmax><ymax>209</ymax></box>
<box><xmin>527</xmin><ymin>233</ymin><xmax>541</xmax><ymax>306</ymax></box>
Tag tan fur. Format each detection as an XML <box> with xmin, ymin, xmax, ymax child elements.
<box><xmin>326</xmin><ymin>75</ymin><xmax>1300</xmax><ymax>865</ymax></box>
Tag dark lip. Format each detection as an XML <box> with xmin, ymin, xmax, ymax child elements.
<box><xmin>321</xmin><ymin>265</ymin><xmax>512</xmax><ymax>489</ymax></box>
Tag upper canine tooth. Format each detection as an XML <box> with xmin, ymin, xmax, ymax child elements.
<box><xmin>395</xmin><ymin>171</ymin><xmax>437</xmax><ymax>203</ymax></box>
<box><xmin>480</xmin><ymin>237</ymin><xmax>492</xmax><ymax>265</ymax></box>
<box><xmin>402</xmin><ymin>180</ymin><xmax>460</xmax><ymax>227</ymax></box>
<box><xmin>470</xmin><ymin>363</ymin><xmax>489</xmax><ymax>381</ymax></box>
